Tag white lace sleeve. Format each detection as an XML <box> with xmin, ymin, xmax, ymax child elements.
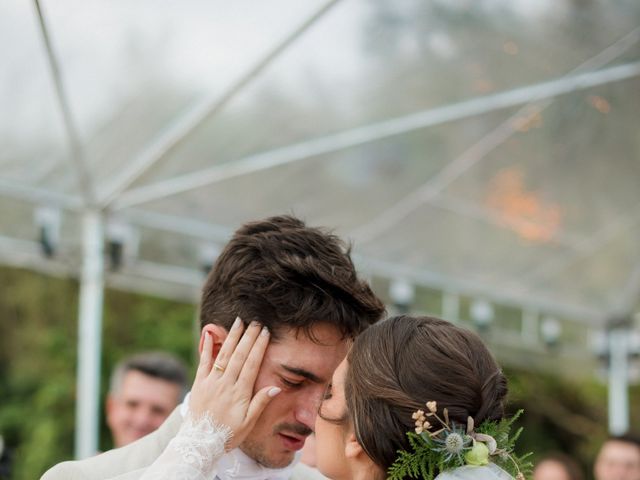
<box><xmin>140</xmin><ymin>412</ymin><xmax>233</xmax><ymax>480</ymax></box>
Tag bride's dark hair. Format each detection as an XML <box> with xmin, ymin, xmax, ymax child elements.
<box><xmin>345</xmin><ymin>315</ymin><xmax>508</xmax><ymax>476</ymax></box>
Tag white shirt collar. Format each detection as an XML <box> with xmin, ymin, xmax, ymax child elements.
<box><xmin>180</xmin><ymin>393</ymin><xmax>300</xmax><ymax>480</ymax></box>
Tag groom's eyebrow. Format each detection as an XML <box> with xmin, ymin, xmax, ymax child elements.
<box><xmin>280</xmin><ymin>364</ymin><xmax>323</xmax><ymax>383</ymax></box>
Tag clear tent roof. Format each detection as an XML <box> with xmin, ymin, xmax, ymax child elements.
<box><xmin>2</xmin><ymin>0</ymin><xmax>640</xmax><ymax>330</ymax></box>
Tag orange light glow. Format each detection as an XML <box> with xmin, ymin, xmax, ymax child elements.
<box><xmin>503</xmin><ymin>41</ymin><xmax>519</xmax><ymax>55</ymax></box>
<box><xmin>473</xmin><ymin>78</ymin><xmax>494</xmax><ymax>94</ymax></box>
<box><xmin>486</xmin><ymin>168</ymin><xmax>562</xmax><ymax>242</ymax></box>
<box><xmin>588</xmin><ymin>95</ymin><xmax>611</xmax><ymax>114</ymax></box>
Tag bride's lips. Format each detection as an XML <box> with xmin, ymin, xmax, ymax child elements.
<box><xmin>277</xmin><ymin>432</ymin><xmax>306</xmax><ymax>451</ymax></box>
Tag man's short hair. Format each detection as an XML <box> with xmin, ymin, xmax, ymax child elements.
<box><xmin>200</xmin><ymin>215</ymin><xmax>385</xmax><ymax>340</ymax></box>
<box><xmin>605</xmin><ymin>433</ymin><xmax>640</xmax><ymax>449</ymax></box>
<box><xmin>109</xmin><ymin>351</ymin><xmax>189</xmax><ymax>399</ymax></box>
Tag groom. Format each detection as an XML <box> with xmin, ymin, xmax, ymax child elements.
<box><xmin>42</xmin><ymin>215</ymin><xmax>385</xmax><ymax>480</ymax></box>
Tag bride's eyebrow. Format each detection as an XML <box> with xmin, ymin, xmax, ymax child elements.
<box><xmin>280</xmin><ymin>364</ymin><xmax>323</xmax><ymax>384</ymax></box>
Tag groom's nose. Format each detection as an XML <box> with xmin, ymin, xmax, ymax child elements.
<box><xmin>294</xmin><ymin>405</ymin><xmax>315</xmax><ymax>430</ymax></box>
<box><xmin>293</xmin><ymin>388</ymin><xmax>324</xmax><ymax>430</ymax></box>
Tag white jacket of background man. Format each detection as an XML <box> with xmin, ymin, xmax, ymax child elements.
<box><xmin>41</xmin><ymin>406</ymin><xmax>327</xmax><ymax>480</ymax></box>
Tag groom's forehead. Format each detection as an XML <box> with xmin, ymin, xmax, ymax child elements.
<box><xmin>263</xmin><ymin>325</ymin><xmax>349</xmax><ymax>374</ymax></box>
<box><xmin>271</xmin><ymin>323</ymin><xmax>346</xmax><ymax>346</ymax></box>
<box><xmin>268</xmin><ymin>330</ymin><xmax>347</xmax><ymax>355</ymax></box>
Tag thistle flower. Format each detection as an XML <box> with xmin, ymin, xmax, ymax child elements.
<box><xmin>445</xmin><ymin>432</ymin><xmax>465</xmax><ymax>454</ymax></box>
<box><xmin>431</xmin><ymin>426</ymin><xmax>472</xmax><ymax>462</ymax></box>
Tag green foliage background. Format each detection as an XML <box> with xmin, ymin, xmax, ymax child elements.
<box><xmin>0</xmin><ymin>266</ymin><xmax>638</xmax><ymax>479</ymax></box>
<box><xmin>0</xmin><ymin>267</ymin><xmax>196</xmax><ymax>479</ymax></box>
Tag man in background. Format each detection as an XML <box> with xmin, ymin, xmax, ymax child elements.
<box><xmin>594</xmin><ymin>434</ymin><xmax>640</xmax><ymax>480</ymax></box>
<box><xmin>106</xmin><ymin>351</ymin><xmax>188</xmax><ymax>447</ymax></box>
<box><xmin>533</xmin><ymin>453</ymin><xmax>584</xmax><ymax>480</ymax></box>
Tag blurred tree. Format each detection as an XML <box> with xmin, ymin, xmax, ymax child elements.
<box><xmin>1</xmin><ymin>266</ymin><xmax>638</xmax><ymax>479</ymax></box>
<box><xmin>0</xmin><ymin>267</ymin><xmax>194</xmax><ymax>479</ymax></box>
<box><xmin>509</xmin><ymin>367</ymin><xmax>640</xmax><ymax>480</ymax></box>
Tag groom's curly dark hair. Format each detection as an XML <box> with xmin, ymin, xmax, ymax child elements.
<box><xmin>199</xmin><ymin>214</ymin><xmax>385</xmax><ymax>341</ymax></box>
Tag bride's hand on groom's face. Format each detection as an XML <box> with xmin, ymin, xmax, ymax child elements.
<box><xmin>189</xmin><ymin>317</ymin><xmax>281</xmax><ymax>451</ymax></box>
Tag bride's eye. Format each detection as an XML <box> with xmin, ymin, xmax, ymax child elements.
<box><xmin>322</xmin><ymin>384</ymin><xmax>333</xmax><ymax>400</ymax></box>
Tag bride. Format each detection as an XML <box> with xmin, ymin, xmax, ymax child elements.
<box><xmin>142</xmin><ymin>315</ymin><xmax>527</xmax><ymax>480</ymax></box>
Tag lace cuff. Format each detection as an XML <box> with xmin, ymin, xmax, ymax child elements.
<box><xmin>140</xmin><ymin>412</ymin><xmax>233</xmax><ymax>480</ymax></box>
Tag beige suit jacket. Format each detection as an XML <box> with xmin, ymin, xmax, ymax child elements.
<box><xmin>41</xmin><ymin>407</ymin><xmax>327</xmax><ymax>480</ymax></box>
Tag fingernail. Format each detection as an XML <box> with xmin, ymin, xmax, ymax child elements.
<box><xmin>251</xmin><ymin>320</ymin><xmax>260</xmax><ymax>328</ymax></box>
<box><xmin>268</xmin><ymin>387</ymin><xmax>281</xmax><ymax>397</ymax></box>
<box><xmin>233</xmin><ymin>317</ymin><xmax>242</xmax><ymax>329</ymax></box>
<box><xmin>261</xmin><ymin>326</ymin><xmax>269</xmax><ymax>337</ymax></box>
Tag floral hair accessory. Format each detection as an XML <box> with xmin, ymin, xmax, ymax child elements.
<box><xmin>388</xmin><ymin>401</ymin><xmax>532</xmax><ymax>480</ymax></box>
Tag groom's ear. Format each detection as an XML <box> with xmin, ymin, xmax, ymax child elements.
<box><xmin>198</xmin><ymin>324</ymin><xmax>228</xmax><ymax>359</ymax></box>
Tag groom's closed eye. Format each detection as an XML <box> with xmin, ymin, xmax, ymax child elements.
<box><xmin>279</xmin><ymin>364</ymin><xmax>324</xmax><ymax>384</ymax></box>
<box><xmin>280</xmin><ymin>377</ymin><xmax>304</xmax><ymax>388</ymax></box>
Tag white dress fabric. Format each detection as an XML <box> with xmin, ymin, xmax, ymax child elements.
<box><xmin>140</xmin><ymin>412</ymin><xmax>231</xmax><ymax>480</ymax></box>
<box><xmin>435</xmin><ymin>463</ymin><xmax>515</xmax><ymax>480</ymax></box>
<box><xmin>139</xmin><ymin>394</ymin><xmax>298</xmax><ymax>480</ymax></box>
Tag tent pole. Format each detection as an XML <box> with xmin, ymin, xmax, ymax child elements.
<box><xmin>608</xmin><ymin>328</ymin><xmax>630</xmax><ymax>434</ymax></box>
<box><xmin>74</xmin><ymin>210</ymin><xmax>105</xmax><ymax>458</ymax></box>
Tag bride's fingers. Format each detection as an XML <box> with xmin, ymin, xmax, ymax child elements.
<box><xmin>223</xmin><ymin>321</ymin><xmax>263</xmax><ymax>380</ymax></box>
<box><xmin>210</xmin><ymin>316</ymin><xmax>245</xmax><ymax>375</ymax></box>
<box><xmin>245</xmin><ymin>385</ymin><xmax>282</xmax><ymax>427</ymax></box>
<box><xmin>237</xmin><ymin>325</ymin><xmax>270</xmax><ymax>391</ymax></box>
<box><xmin>225</xmin><ymin>385</ymin><xmax>280</xmax><ymax>451</ymax></box>
<box><xmin>195</xmin><ymin>330</ymin><xmax>214</xmax><ymax>379</ymax></box>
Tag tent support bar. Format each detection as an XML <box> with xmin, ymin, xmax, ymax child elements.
<box><xmin>33</xmin><ymin>0</ymin><xmax>95</xmax><ymax>207</ymax></box>
<box><xmin>354</xmin><ymin>256</ymin><xmax>603</xmax><ymax>324</ymax></box>
<box><xmin>348</xmin><ymin>27</ymin><xmax>640</xmax><ymax>244</ymax></box>
<box><xmin>615</xmin><ymin>260</ymin><xmax>640</xmax><ymax>316</ymax></box>
<box><xmin>0</xmin><ymin>228</ymin><xmax>603</xmax><ymax>325</ymax></box>
<box><xmin>0</xmin><ymin>181</ymin><xmax>83</xmax><ymax>210</ymax></box>
<box><xmin>99</xmin><ymin>0</ymin><xmax>342</xmax><ymax>207</ymax></box>
<box><xmin>74</xmin><ymin>210</ymin><xmax>104</xmax><ymax>459</ymax></box>
<box><xmin>113</xmin><ymin>60</ymin><xmax>640</xmax><ymax>210</ymax></box>
<box><xmin>608</xmin><ymin>328</ymin><xmax>630</xmax><ymax>434</ymax></box>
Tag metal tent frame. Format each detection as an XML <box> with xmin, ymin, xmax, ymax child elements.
<box><xmin>1</xmin><ymin>0</ymin><xmax>638</xmax><ymax>457</ymax></box>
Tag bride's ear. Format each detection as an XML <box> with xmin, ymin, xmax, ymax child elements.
<box><xmin>344</xmin><ymin>430</ymin><xmax>366</xmax><ymax>460</ymax></box>
<box><xmin>345</xmin><ymin>430</ymin><xmax>383</xmax><ymax>478</ymax></box>
<box><xmin>198</xmin><ymin>324</ymin><xmax>227</xmax><ymax>358</ymax></box>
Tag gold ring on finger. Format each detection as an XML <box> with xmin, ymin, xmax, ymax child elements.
<box><xmin>213</xmin><ymin>363</ymin><xmax>225</xmax><ymax>373</ymax></box>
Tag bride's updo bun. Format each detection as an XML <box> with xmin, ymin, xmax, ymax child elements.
<box><xmin>345</xmin><ymin>315</ymin><xmax>508</xmax><ymax>475</ymax></box>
